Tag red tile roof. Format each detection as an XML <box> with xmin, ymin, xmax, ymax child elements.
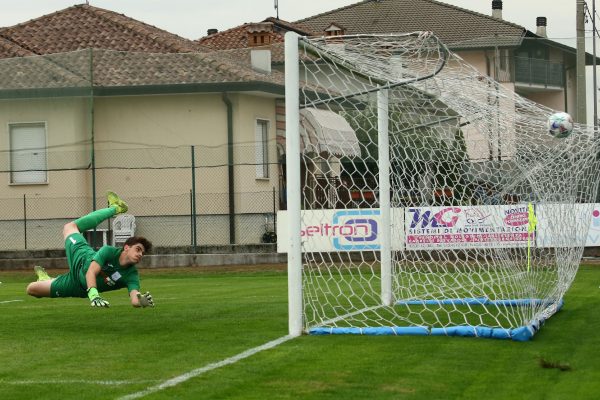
<box><xmin>0</xmin><ymin>5</ymin><xmax>291</xmax><ymax>91</ymax></box>
<box><xmin>0</xmin><ymin>48</ymin><xmax>286</xmax><ymax>91</ymax></box>
<box><xmin>296</xmin><ymin>0</ymin><xmax>527</xmax><ymax>49</ymax></box>
<box><xmin>0</xmin><ymin>4</ymin><xmax>204</xmax><ymax>57</ymax></box>
<box><xmin>0</xmin><ymin>36</ymin><xmax>34</xmax><ymax>58</ymax></box>
<box><xmin>88</xmin><ymin>50</ymin><xmax>286</xmax><ymax>86</ymax></box>
<box><xmin>198</xmin><ymin>18</ymin><xmax>312</xmax><ymax>51</ymax></box>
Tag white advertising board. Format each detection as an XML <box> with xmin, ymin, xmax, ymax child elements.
<box><xmin>536</xmin><ymin>203</ymin><xmax>600</xmax><ymax>247</ymax></box>
<box><xmin>588</xmin><ymin>205</ymin><xmax>600</xmax><ymax>246</ymax></box>
<box><xmin>277</xmin><ymin>209</ymin><xmax>404</xmax><ymax>253</ymax></box>
<box><xmin>277</xmin><ymin>203</ymin><xmax>600</xmax><ymax>253</ymax></box>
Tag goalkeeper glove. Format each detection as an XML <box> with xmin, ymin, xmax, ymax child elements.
<box><xmin>136</xmin><ymin>291</ymin><xmax>154</xmax><ymax>308</ymax></box>
<box><xmin>87</xmin><ymin>287</ymin><xmax>110</xmax><ymax>308</ymax></box>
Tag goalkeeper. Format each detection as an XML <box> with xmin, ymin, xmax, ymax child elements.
<box><xmin>26</xmin><ymin>191</ymin><xmax>154</xmax><ymax>308</ymax></box>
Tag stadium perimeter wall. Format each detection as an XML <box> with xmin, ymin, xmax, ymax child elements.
<box><xmin>0</xmin><ymin>244</ymin><xmax>285</xmax><ymax>270</ymax></box>
<box><xmin>1</xmin><ymin>245</ymin><xmax>599</xmax><ymax>271</ymax></box>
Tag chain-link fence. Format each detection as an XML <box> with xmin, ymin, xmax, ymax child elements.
<box><xmin>0</xmin><ymin>49</ymin><xmax>289</xmax><ymax>252</ymax></box>
<box><xmin>0</xmin><ymin>143</ymin><xmax>281</xmax><ymax>251</ymax></box>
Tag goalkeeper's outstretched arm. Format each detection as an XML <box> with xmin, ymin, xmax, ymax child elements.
<box><xmin>130</xmin><ymin>289</ymin><xmax>154</xmax><ymax>308</ymax></box>
<box><xmin>86</xmin><ymin>261</ymin><xmax>110</xmax><ymax>307</ymax></box>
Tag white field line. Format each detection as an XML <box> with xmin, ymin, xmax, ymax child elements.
<box><xmin>0</xmin><ymin>300</ymin><xmax>23</xmax><ymax>304</ymax></box>
<box><xmin>118</xmin><ymin>335</ymin><xmax>294</xmax><ymax>400</ymax></box>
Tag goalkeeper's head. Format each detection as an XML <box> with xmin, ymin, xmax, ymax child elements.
<box><xmin>122</xmin><ymin>236</ymin><xmax>153</xmax><ymax>265</ymax></box>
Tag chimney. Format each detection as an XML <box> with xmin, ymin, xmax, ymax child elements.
<box><xmin>251</xmin><ymin>49</ymin><xmax>271</xmax><ymax>74</ymax></box>
<box><xmin>536</xmin><ymin>17</ymin><xmax>547</xmax><ymax>37</ymax></box>
<box><xmin>491</xmin><ymin>0</ymin><xmax>503</xmax><ymax>20</ymax></box>
<box><xmin>207</xmin><ymin>28</ymin><xmax>218</xmax><ymax>35</ymax></box>
<box><xmin>247</xmin><ymin>23</ymin><xmax>273</xmax><ymax>47</ymax></box>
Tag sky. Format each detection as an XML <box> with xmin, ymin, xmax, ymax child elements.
<box><xmin>0</xmin><ymin>0</ymin><xmax>597</xmax><ymax>121</ymax></box>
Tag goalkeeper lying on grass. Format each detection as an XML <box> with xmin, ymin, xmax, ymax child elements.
<box><xmin>26</xmin><ymin>191</ymin><xmax>154</xmax><ymax>308</ymax></box>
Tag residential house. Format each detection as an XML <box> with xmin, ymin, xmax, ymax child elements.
<box><xmin>294</xmin><ymin>0</ymin><xmax>600</xmax><ymax>202</ymax></box>
<box><xmin>198</xmin><ymin>0</ymin><xmax>597</xmax><ymax>207</ymax></box>
<box><xmin>199</xmin><ymin>0</ymin><xmax>590</xmax><ymax>117</ymax></box>
<box><xmin>0</xmin><ymin>4</ymin><xmax>285</xmax><ymax>250</ymax></box>
<box><xmin>295</xmin><ymin>0</ymin><xmax>590</xmax><ymax>117</ymax></box>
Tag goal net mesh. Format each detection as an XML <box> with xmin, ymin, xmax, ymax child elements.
<box><xmin>288</xmin><ymin>33</ymin><xmax>600</xmax><ymax>340</ymax></box>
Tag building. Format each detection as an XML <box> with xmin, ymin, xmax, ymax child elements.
<box><xmin>0</xmin><ymin>5</ymin><xmax>285</xmax><ymax>250</ymax></box>
<box><xmin>0</xmin><ymin>1</ymin><xmax>595</xmax><ymax>250</ymax></box>
<box><xmin>197</xmin><ymin>0</ymin><xmax>598</xmax><ymax>209</ymax></box>
<box><xmin>295</xmin><ymin>0</ymin><xmax>592</xmax><ymax>116</ymax></box>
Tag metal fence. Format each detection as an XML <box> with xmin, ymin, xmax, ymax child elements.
<box><xmin>0</xmin><ymin>49</ymin><xmax>287</xmax><ymax>251</ymax></box>
<box><xmin>0</xmin><ymin>144</ymin><xmax>281</xmax><ymax>251</ymax></box>
<box><xmin>514</xmin><ymin>57</ymin><xmax>563</xmax><ymax>87</ymax></box>
<box><xmin>490</xmin><ymin>56</ymin><xmax>564</xmax><ymax>88</ymax></box>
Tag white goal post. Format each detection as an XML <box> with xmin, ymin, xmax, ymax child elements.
<box><xmin>284</xmin><ymin>31</ymin><xmax>600</xmax><ymax>340</ymax></box>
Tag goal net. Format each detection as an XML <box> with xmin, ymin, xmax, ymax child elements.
<box><xmin>283</xmin><ymin>32</ymin><xmax>600</xmax><ymax>340</ymax></box>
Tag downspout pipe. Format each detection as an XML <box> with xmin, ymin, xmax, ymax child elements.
<box><xmin>222</xmin><ymin>93</ymin><xmax>235</xmax><ymax>244</ymax></box>
<box><xmin>90</xmin><ymin>48</ymin><xmax>96</xmax><ymax>212</ymax></box>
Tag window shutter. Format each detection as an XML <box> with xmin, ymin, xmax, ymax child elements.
<box><xmin>255</xmin><ymin>120</ymin><xmax>269</xmax><ymax>178</ymax></box>
<box><xmin>10</xmin><ymin>123</ymin><xmax>47</xmax><ymax>184</ymax></box>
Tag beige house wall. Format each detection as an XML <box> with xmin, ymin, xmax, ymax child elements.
<box><xmin>92</xmin><ymin>94</ymin><xmax>229</xmax><ymax>216</ymax></box>
<box><xmin>565</xmin><ymin>67</ymin><xmax>577</xmax><ymax>115</ymax></box>
<box><xmin>0</xmin><ymin>97</ymin><xmax>91</xmax><ymax>219</ymax></box>
<box><xmin>457</xmin><ymin>49</ymin><xmax>571</xmax><ymax>113</ymax></box>
<box><xmin>231</xmin><ymin>93</ymin><xmax>278</xmax><ymax>214</ymax></box>
<box><xmin>94</xmin><ymin>94</ymin><xmax>227</xmax><ymax>148</ymax></box>
<box><xmin>455</xmin><ymin>50</ymin><xmax>488</xmax><ymax>76</ymax></box>
<box><xmin>0</xmin><ymin>92</ymin><xmax>280</xmax><ymax>249</ymax></box>
<box><xmin>526</xmin><ymin>91</ymin><xmax>565</xmax><ymax>112</ymax></box>
<box><xmin>0</xmin><ymin>92</ymin><xmax>279</xmax><ymax>217</ymax></box>
<box><xmin>90</xmin><ymin>93</ymin><xmax>278</xmax><ymax>216</ymax></box>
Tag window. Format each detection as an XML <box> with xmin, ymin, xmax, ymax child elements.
<box><xmin>10</xmin><ymin>123</ymin><xmax>48</xmax><ymax>184</ymax></box>
<box><xmin>255</xmin><ymin>119</ymin><xmax>269</xmax><ymax>178</ymax></box>
<box><xmin>499</xmin><ymin>49</ymin><xmax>509</xmax><ymax>72</ymax></box>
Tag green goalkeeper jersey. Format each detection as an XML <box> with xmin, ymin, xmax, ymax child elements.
<box><xmin>79</xmin><ymin>245</ymin><xmax>141</xmax><ymax>293</ymax></box>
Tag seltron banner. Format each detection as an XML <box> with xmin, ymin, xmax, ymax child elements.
<box><xmin>277</xmin><ymin>204</ymin><xmax>600</xmax><ymax>252</ymax></box>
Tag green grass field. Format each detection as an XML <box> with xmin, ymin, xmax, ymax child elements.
<box><xmin>1</xmin><ymin>264</ymin><xmax>600</xmax><ymax>400</ymax></box>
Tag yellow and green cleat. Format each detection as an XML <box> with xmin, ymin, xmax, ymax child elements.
<box><xmin>34</xmin><ymin>265</ymin><xmax>52</xmax><ymax>282</ymax></box>
<box><xmin>107</xmin><ymin>191</ymin><xmax>128</xmax><ymax>214</ymax></box>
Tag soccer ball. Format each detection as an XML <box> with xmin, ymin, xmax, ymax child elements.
<box><xmin>547</xmin><ymin>112</ymin><xmax>573</xmax><ymax>138</ymax></box>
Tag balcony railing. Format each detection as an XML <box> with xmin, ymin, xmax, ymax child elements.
<box><xmin>514</xmin><ymin>57</ymin><xmax>563</xmax><ymax>87</ymax></box>
<box><xmin>493</xmin><ymin>56</ymin><xmax>564</xmax><ymax>88</ymax></box>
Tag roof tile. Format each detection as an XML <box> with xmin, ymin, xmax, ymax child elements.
<box><xmin>0</xmin><ymin>4</ymin><xmax>204</xmax><ymax>56</ymax></box>
<box><xmin>295</xmin><ymin>0</ymin><xmax>526</xmax><ymax>48</ymax></box>
<box><xmin>0</xmin><ymin>4</ymin><xmax>287</xmax><ymax>89</ymax></box>
<box><xmin>0</xmin><ymin>49</ymin><xmax>286</xmax><ymax>90</ymax></box>
<box><xmin>0</xmin><ymin>36</ymin><xmax>34</xmax><ymax>58</ymax></box>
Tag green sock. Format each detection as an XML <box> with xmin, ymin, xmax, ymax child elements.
<box><xmin>74</xmin><ymin>207</ymin><xmax>117</xmax><ymax>232</ymax></box>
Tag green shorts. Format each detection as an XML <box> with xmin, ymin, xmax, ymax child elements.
<box><xmin>50</xmin><ymin>233</ymin><xmax>95</xmax><ymax>298</ymax></box>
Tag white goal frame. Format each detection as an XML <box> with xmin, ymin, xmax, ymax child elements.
<box><xmin>284</xmin><ymin>31</ymin><xmax>600</xmax><ymax>340</ymax></box>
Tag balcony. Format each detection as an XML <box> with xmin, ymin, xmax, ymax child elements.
<box><xmin>493</xmin><ymin>57</ymin><xmax>564</xmax><ymax>89</ymax></box>
<box><xmin>514</xmin><ymin>57</ymin><xmax>563</xmax><ymax>89</ymax></box>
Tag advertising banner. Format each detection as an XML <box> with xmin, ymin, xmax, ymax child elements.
<box><xmin>404</xmin><ymin>205</ymin><xmax>531</xmax><ymax>250</ymax></box>
<box><xmin>536</xmin><ymin>203</ymin><xmax>600</xmax><ymax>247</ymax></box>
<box><xmin>277</xmin><ymin>203</ymin><xmax>600</xmax><ymax>253</ymax></box>
<box><xmin>589</xmin><ymin>205</ymin><xmax>600</xmax><ymax>246</ymax></box>
<box><xmin>277</xmin><ymin>209</ymin><xmax>404</xmax><ymax>253</ymax></box>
